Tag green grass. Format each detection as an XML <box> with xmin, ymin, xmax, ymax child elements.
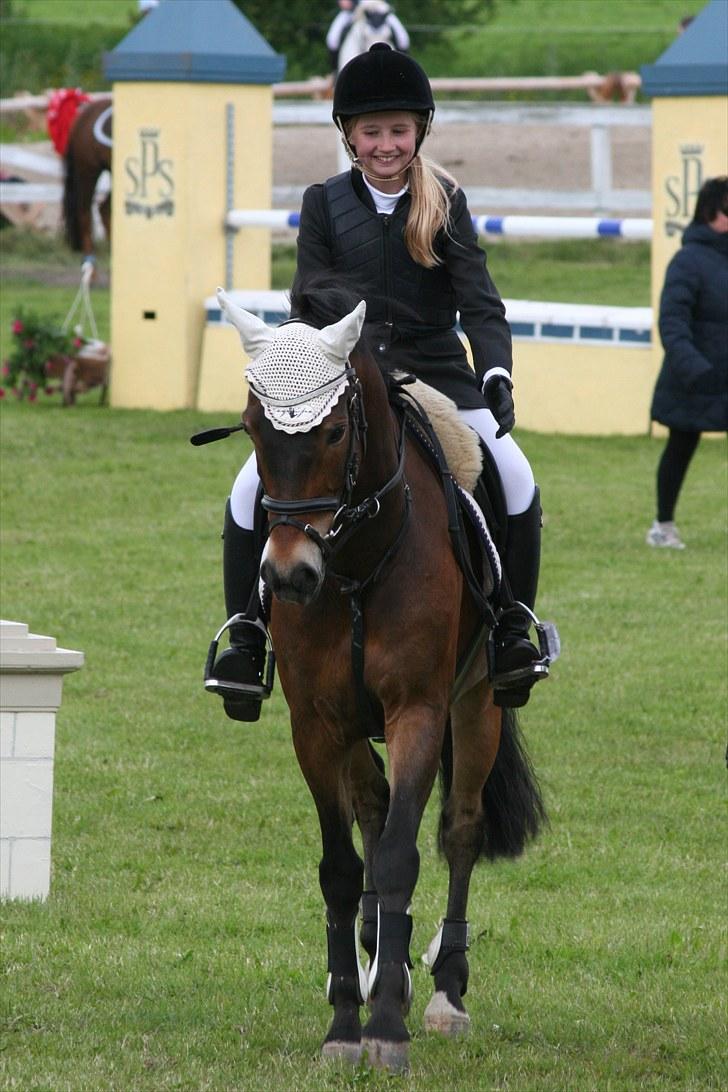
<box><xmin>1</xmin><ymin>386</ymin><xmax>726</xmax><ymax>1089</ymax></box>
<box><xmin>5</xmin><ymin>0</ymin><xmax>138</xmax><ymax>26</ymax></box>
<box><xmin>419</xmin><ymin>0</ymin><xmax>707</xmax><ymax>83</ymax></box>
<box><xmin>270</xmin><ymin>239</ymin><xmax>652</xmax><ymax>309</ymax></box>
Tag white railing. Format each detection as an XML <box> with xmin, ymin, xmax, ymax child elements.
<box><xmin>0</xmin><ymin>73</ymin><xmax>641</xmax><ymax>114</ymax></box>
<box><xmin>204</xmin><ymin>290</ymin><xmax>652</xmax><ymax>347</ymax></box>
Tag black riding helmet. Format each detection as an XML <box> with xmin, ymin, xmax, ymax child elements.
<box><xmin>333</xmin><ymin>43</ymin><xmax>435</xmax><ymax>156</ymax></box>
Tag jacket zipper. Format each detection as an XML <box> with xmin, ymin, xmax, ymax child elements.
<box><xmin>382</xmin><ymin>216</ymin><xmax>394</xmax><ymax>330</ymax></box>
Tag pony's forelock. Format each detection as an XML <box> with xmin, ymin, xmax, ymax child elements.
<box><xmin>289</xmin><ymin>274</ymin><xmax>366</xmax><ymax>332</ymax></box>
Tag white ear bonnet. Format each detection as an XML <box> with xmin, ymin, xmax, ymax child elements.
<box><xmin>217</xmin><ymin>289</ymin><xmax>366</xmax><ymax>434</ymax></box>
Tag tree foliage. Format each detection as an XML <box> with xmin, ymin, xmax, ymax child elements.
<box><xmin>232</xmin><ymin>0</ymin><xmax>491</xmax><ymax>78</ymax></box>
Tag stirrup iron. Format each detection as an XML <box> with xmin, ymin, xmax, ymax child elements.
<box><xmin>490</xmin><ymin>601</ymin><xmax>560</xmax><ymax>690</ymax></box>
<box><xmin>204</xmin><ymin>613</ymin><xmax>276</xmax><ymax>700</ymax></box>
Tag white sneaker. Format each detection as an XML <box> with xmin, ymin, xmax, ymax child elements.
<box><xmin>646</xmin><ymin>520</ymin><xmax>686</xmax><ymax>549</ymax></box>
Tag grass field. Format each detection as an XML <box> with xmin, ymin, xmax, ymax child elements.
<box><xmin>0</xmin><ymin>382</ymin><xmax>726</xmax><ymax>1089</ymax></box>
<box><xmin>4</xmin><ymin>0</ymin><xmax>138</xmax><ymax>26</ymax></box>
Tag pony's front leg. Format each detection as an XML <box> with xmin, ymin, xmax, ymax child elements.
<box><xmin>350</xmin><ymin>740</ymin><xmax>390</xmax><ymax>964</ymax></box>
<box><xmin>293</xmin><ymin>724</ymin><xmax>367</xmax><ymax>1063</ymax></box>
<box><xmin>424</xmin><ymin>681</ymin><xmax>501</xmax><ymax>1037</ymax></box>
<box><xmin>362</xmin><ymin>710</ymin><xmax>444</xmax><ymax>1073</ymax></box>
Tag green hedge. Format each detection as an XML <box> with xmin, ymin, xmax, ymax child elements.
<box><xmin>0</xmin><ymin>23</ymin><xmax>124</xmax><ymax>96</ymax></box>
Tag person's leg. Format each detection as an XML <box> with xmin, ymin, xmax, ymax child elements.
<box><xmin>458</xmin><ymin>409</ymin><xmax>545</xmax><ymax>707</ymax></box>
<box><xmin>458</xmin><ymin>408</ymin><xmax>534</xmax><ymax>517</ymax></box>
<box><xmin>657</xmin><ymin>428</ymin><xmax>700</xmax><ymax>521</ymax></box>
<box><xmin>647</xmin><ymin>429</ymin><xmax>700</xmax><ymax>548</ymax></box>
<box><xmin>206</xmin><ymin>453</ymin><xmax>269</xmax><ymax>721</ymax></box>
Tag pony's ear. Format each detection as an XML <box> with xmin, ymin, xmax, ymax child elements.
<box><xmin>317</xmin><ymin>300</ymin><xmax>367</xmax><ymax>364</ymax></box>
<box><xmin>216</xmin><ymin>287</ymin><xmax>273</xmax><ymax>358</ymax></box>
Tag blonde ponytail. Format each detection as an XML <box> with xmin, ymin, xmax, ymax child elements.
<box><xmin>404</xmin><ymin>153</ymin><xmax>458</xmax><ymax>268</ymax></box>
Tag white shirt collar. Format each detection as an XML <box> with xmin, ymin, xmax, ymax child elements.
<box><xmin>362</xmin><ymin>174</ymin><xmax>409</xmax><ymax>215</ymax></box>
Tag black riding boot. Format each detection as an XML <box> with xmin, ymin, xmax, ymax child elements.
<box><xmin>204</xmin><ymin>500</ymin><xmax>268</xmax><ymax>722</ymax></box>
<box><xmin>491</xmin><ymin>487</ymin><xmax>548</xmax><ymax>709</ymax></box>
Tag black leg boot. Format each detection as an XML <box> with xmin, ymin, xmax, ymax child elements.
<box><xmin>204</xmin><ymin>500</ymin><xmax>269</xmax><ymax>722</ymax></box>
<box><xmin>491</xmin><ymin>487</ymin><xmax>550</xmax><ymax>708</ymax></box>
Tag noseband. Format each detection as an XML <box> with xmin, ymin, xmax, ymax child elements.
<box><xmin>258</xmin><ymin>368</ymin><xmax>408</xmax><ymax>563</ymax></box>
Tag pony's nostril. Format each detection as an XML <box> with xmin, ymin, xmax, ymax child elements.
<box><xmin>291</xmin><ymin>564</ymin><xmax>321</xmax><ymax>599</ymax></box>
<box><xmin>262</xmin><ymin>558</ymin><xmax>322</xmax><ymax>604</ymax></box>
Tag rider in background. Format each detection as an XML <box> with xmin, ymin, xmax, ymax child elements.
<box><xmin>325</xmin><ymin>0</ymin><xmax>410</xmax><ymax>74</ymax></box>
<box><xmin>208</xmin><ymin>45</ymin><xmax>547</xmax><ymax>722</ymax></box>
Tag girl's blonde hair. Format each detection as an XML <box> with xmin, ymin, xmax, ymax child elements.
<box><xmin>344</xmin><ymin>114</ymin><xmax>459</xmax><ymax>269</ymax></box>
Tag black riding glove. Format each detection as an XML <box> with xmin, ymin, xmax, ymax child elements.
<box><xmin>482</xmin><ymin>374</ymin><xmax>515</xmax><ymax>438</ymax></box>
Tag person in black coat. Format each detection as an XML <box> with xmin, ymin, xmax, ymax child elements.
<box><xmin>647</xmin><ymin>176</ymin><xmax>728</xmax><ymax>548</ymax></box>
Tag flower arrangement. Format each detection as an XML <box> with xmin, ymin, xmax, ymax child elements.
<box><xmin>1</xmin><ymin>308</ymin><xmax>85</xmax><ymax>401</ymax></box>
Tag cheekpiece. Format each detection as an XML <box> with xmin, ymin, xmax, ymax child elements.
<box><xmin>245</xmin><ymin>323</ymin><xmax>350</xmax><ymax>435</ymax></box>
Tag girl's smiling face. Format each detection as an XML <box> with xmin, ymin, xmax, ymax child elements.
<box><xmin>348</xmin><ymin>111</ymin><xmax>420</xmax><ymax>192</ymax></box>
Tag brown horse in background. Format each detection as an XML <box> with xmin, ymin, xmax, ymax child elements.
<box><xmin>215</xmin><ymin>276</ymin><xmax>547</xmax><ymax>1074</ymax></box>
<box><xmin>62</xmin><ymin>97</ymin><xmax>112</xmax><ymax>257</ymax></box>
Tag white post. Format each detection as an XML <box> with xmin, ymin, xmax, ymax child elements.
<box><xmin>590</xmin><ymin>123</ymin><xmax>613</xmax><ymax>212</ymax></box>
<box><xmin>0</xmin><ymin>620</ymin><xmax>84</xmax><ymax>901</ymax></box>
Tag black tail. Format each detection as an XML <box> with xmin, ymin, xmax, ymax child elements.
<box><xmin>62</xmin><ymin>147</ymin><xmax>83</xmax><ymax>252</ymax></box>
<box><xmin>438</xmin><ymin>708</ymin><xmax>547</xmax><ymax>861</ymax></box>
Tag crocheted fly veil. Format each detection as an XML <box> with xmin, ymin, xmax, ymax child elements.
<box><xmin>216</xmin><ymin>289</ymin><xmax>366</xmax><ymax>434</ymax></box>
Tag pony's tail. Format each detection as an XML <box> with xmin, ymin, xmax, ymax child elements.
<box><xmin>438</xmin><ymin>709</ymin><xmax>547</xmax><ymax>861</ymax></box>
<box><xmin>62</xmin><ymin>147</ymin><xmax>83</xmax><ymax>252</ymax></box>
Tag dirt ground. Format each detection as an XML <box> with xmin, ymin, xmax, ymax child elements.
<box><xmin>274</xmin><ymin>119</ymin><xmax>651</xmax><ymax>213</ymax></box>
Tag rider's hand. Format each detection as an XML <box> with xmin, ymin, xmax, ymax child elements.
<box><xmin>482</xmin><ymin>373</ymin><xmax>515</xmax><ymax>438</ymax></box>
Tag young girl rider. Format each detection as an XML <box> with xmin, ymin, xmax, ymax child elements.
<box><xmin>207</xmin><ymin>44</ymin><xmax>548</xmax><ymax>721</ymax></box>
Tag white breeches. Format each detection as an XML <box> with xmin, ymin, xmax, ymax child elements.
<box><xmin>458</xmin><ymin>408</ymin><xmax>535</xmax><ymax>515</ymax></box>
<box><xmin>229</xmin><ymin>407</ymin><xmax>535</xmax><ymax>530</ymax></box>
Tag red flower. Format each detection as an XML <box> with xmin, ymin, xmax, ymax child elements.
<box><xmin>1</xmin><ymin>363</ymin><xmax>8</xmax><ymax>376</ymax></box>
<box><xmin>24</xmin><ymin>338</ymin><xmax>36</xmax><ymax>350</ymax></box>
<box><xmin>28</xmin><ymin>391</ymin><xmax>37</xmax><ymax>403</ymax></box>
<box><xmin>72</xmin><ymin>336</ymin><xmax>83</xmax><ymax>349</ymax></box>
<box><xmin>0</xmin><ymin>387</ymin><xmax>5</xmax><ymax>399</ymax></box>
<box><xmin>11</xmin><ymin>320</ymin><xmax>23</xmax><ymax>335</ymax></box>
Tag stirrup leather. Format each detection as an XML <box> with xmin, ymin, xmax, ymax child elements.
<box><xmin>489</xmin><ymin>602</ymin><xmax>560</xmax><ymax>690</ymax></box>
<box><xmin>204</xmin><ymin>613</ymin><xmax>276</xmax><ymax>700</ymax></box>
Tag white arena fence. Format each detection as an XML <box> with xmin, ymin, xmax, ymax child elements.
<box><xmin>225</xmin><ymin>208</ymin><xmax>652</xmax><ymax>241</ymax></box>
<box><xmin>205</xmin><ymin>290</ymin><xmax>652</xmax><ymax>348</ymax></box>
<box><xmin>0</xmin><ymin>74</ymin><xmax>640</xmax><ymax>115</ymax></box>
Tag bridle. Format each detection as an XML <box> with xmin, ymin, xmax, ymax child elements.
<box><xmin>255</xmin><ymin>360</ymin><xmax>412</xmax><ymax>730</ymax></box>
<box><xmin>254</xmin><ymin>366</ymin><xmax>410</xmax><ymax>569</ymax></box>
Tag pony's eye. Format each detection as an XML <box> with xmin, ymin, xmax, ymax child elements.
<box><xmin>327</xmin><ymin>425</ymin><xmax>346</xmax><ymax>445</ymax></box>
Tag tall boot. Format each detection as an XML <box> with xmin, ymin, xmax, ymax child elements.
<box><xmin>491</xmin><ymin>486</ymin><xmax>548</xmax><ymax>709</ymax></box>
<box><xmin>204</xmin><ymin>499</ymin><xmax>268</xmax><ymax>722</ymax></box>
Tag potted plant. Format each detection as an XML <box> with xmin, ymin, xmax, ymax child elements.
<box><xmin>1</xmin><ymin>308</ymin><xmax>109</xmax><ymax>406</ymax></box>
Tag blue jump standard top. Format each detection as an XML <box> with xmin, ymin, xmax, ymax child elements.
<box><xmin>641</xmin><ymin>0</ymin><xmax>728</xmax><ymax>98</ymax></box>
<box><xmin>103</xmin><ymin>0</ymin><xmax>285</xmax><ymax>85</ymax></box>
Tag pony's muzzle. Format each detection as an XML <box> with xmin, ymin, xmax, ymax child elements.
<box><xmin>261</xmin><ymin>534</ymin><xmax>325</xmax><ymax>605</ymax></box>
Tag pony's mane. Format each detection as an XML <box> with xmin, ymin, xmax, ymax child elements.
<box><xmin>289</xmin><ymin>273</ymin><xmax>367</xmax><ymax>332</ymax></box>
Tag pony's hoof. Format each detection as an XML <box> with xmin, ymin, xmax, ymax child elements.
<box><xmin>424</xmin><ymin>992</ymin><xmax>471</xmax><ymax>1037</ymax></box>
<box><xmin>321</xmin><ymin>1039</ymin><xmax>362</xmax><ymax>1065</ymax></box>
<box><xmin>361</xmin><ymin>1037</ymin><xmax>410</xmax><ymax>1073</ymax></box>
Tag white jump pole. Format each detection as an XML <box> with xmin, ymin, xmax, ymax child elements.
<box><xmin>224</xmin><ymin>209</ymin><xmax>653</xmax><ymax>240</ymax></box>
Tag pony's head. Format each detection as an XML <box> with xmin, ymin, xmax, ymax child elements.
<box><xmin>218</xmin><ymin>285</ymin><xmax>368</xmax><ymax>605</ymax></box>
